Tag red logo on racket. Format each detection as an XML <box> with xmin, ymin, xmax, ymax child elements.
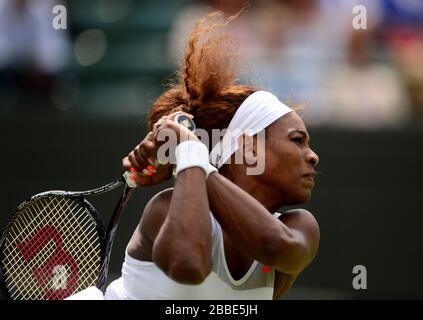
<box><xmin>17</xmin><ymin>226</ymin><xmax>78</xmax><ymax>300</ymax></box>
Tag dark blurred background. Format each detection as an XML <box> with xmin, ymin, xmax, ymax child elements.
<box><xmin>1</xmin><ymin>0</ymin><xmax>423</xmax><ymax>299</ymax></box>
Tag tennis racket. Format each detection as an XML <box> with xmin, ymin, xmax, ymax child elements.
<box><xmin>0</xmin><ymin>114</ymin><xmax>196</xmax><ymax>300</ymax></box>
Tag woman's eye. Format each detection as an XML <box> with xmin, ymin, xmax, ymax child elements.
<box><xmin>291</xmin><ymin>137</ymin><xmax>303</xmax><ymax>144</ymax></box>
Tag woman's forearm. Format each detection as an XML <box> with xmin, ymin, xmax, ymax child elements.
<box><xmin>152</xmin><ymin>167</ymin><xmax>212</xmax><ymax>283</ymax></box>
<box><xmin>206</xmin><ymin>173</ymin><xmax>296</xmax><ymax>264</ymax></box>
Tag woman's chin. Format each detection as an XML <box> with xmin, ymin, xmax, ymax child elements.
<box><xmin>294</xmin><ymin>189</ymin><xmax>312</xmax><ymax>204</ymax></box>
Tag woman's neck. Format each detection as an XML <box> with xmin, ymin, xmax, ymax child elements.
<box><xmin>220</xmin><ymin>166</ymin><xmax>286</xmax><ymax>213</ymax></box>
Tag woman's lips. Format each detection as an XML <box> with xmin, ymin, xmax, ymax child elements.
<box><xmin>302</xmin><ymin>172</ymin><xmax>316</xmax><ymax>179</ymax></box>
<box><xmin>302</xmin><ymin>172</ymin><xmax>316</xmax><ymax>186</ymax></box>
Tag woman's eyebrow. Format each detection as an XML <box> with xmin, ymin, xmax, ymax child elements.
<box><xmin>289</xmin><ymin>130</ymin><xmax>311</xmax><ymax>143</ymax></box>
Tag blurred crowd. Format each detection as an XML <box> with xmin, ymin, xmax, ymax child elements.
<box><xmin>1</xmin><ymin>0</ymin><xmax>423</xmax><ymax>129</ymax></box>
<box><xmin>0</xmin><ymin>0</ymin><xmax>70</xmax><ymax>114</ymax></box>
<box><xmin>169</xmin><ymin>0</ymin><xmax>423</xmax><ymax>129</ymax></box>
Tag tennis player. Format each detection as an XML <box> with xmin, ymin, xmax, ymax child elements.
<box><xmin>100</xmin><ymin>13</ymin><xmax>320</xmax><ymax>300</ymax></box>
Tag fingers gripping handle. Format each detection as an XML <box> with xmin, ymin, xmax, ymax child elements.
<box><xmin>123</xmin><ymin>114</ymin><xmax>196</xmax><ymax>187</ymax></box>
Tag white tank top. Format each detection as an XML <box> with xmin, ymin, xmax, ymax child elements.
<box><xmin>104</xmin><ymin>212</ymin><xmax>281</xmax><ymax>300</ymax></box>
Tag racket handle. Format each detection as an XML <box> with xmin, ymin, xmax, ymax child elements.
<box><xmin>123</xmin><ymin>170</ymin><xmax>138</xmax><ymax>188</ymax></box>
<box><xmin>123</xmin><ymin>115</ymin><xmax>195</xmax><ymax>187</ymax></box>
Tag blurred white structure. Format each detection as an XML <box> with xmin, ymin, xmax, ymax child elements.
<box><xmin>0</xmin><ymin>0</ymin><xmax>70</xmax><ymax>74</ymax></box>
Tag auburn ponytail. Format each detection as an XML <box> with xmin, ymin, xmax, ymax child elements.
<box><xmin>148</xmin><ymin>12</ymin><xmax>256</xmax><ymax>150</ymax></box>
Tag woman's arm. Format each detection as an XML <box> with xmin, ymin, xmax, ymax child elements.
<box><xmin>125</xmin><ymin>112</ymin><xmax>214</xmax><ymax>285</ymax></box>
<box><xmin>206</xmin><ymin>173</ymin><xmax>319</xmax><ymax>275</ymax></box>
<box><xmin>152</xmin><ymin>167</ymin><xmax>212</xmax><ymax>284</ymax></box>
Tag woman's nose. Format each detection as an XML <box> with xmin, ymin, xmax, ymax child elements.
<box><xmin>307</xmin><ymin>149</ymin><xmax>319</xmax><ymax>167</ymax></box>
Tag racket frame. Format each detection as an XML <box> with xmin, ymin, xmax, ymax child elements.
<box><xmin>0</xmin><ymin>180</ymin><xmax>124</xmax><ymax>300</ymax></box>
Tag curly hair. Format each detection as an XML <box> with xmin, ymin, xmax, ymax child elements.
<box><xmin>148</xmin><ymin>12</ymin><xmax>257</xmax><ymax>150</ymax></box>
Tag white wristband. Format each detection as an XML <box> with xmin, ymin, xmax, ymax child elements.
<box><xmin>175</xmin><ymin>141</ymin><xmax>213</xmax><ymax>178</ymax></box>
<box><xmin>207</xmin><ymin>163</ymin><xmax>218</xmax><ymax>177</ymax></box>
<box><xmin>174</xmin><ymin>161</ymin><xmax>218</xmax><ymax>178</ymax></box>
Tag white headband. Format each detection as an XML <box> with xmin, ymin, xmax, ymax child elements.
<box><xmin>209</xmin><ymin>90</ymin><xmax>293</xmax><ymax>168</ymax></box>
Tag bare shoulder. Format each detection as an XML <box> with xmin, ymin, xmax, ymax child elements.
<box><xmin>140</xmin><ymin>188</ymin><xmax>174</xmax><ymax>239</ymax></box>
<box><xmin>143</xmin><ymin>188</ymin><xmax>174</xmax><ymax>216</ymax></box>
<box><xmin>278</xmin><ymin>209</ymin><xmax>320</xmax><ymax>261</ymax></box>
<box><xmin>279</xmin><ymin>209</ymin><xmax>319</xmax><ymax>232</ymax></box>
<box><xmin>273</xmin><ymin>209</ymin><xmax>320</xmax><ymax>299</ymax></box>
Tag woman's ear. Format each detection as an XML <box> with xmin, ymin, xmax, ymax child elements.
<box><xmin>241</xmin><ymin>134</ymin><xmax>257</xmax><ymax>166</ymax></box>
<box><xmin>240</xmin><ymin>132</ymin><xmax>266</xmax><ymax>176</ymax></box>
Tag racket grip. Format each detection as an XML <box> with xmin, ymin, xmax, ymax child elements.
<box><xmin>123</xmin><ymin>115</ymin><xmax>195</xmax><ymax>187</ymax></box>
<box><xmin>123</xmin><ymin>171</ymin><xmax>138</xmax><ymax>188</ymax></box>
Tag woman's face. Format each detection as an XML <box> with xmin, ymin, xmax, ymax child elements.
<box><xmin>261</xmin><ymin>112</ymin><xmax>319</xmax><ymax>205</ymax></box>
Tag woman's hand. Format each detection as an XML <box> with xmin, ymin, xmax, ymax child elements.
<box><xmin>122</xmin><ymin>111</ymin><xmax>197</xmax><ymax>186</ymax></box>
<box><xmin>152</xmin><ymin>112</ymin><xmax>198</xmax><ymax>145</ymax></box>
<box><xmin>122</xmin><ymin>131</ymin><xmax>173</xmax><ymax>186</ymax></box>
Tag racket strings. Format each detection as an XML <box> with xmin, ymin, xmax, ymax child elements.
<box><xmin>4</xmin><ymin>198</ymin><xmax>76</xmax><ymax>299</ymax></box>
<box><xmin>7</xmin><ymin>197</ymin><xmax>100</xmax><ymax>299</ymax></box>
<box><xmin>5</xmin><ymin>198</ymin><xmax>73</xmax><ymax>298</ymax></box>
<box><xmin>2</xmin><ymin>196</ymin><xmax>102</xmax><ymax>299</ymax></box>
<box><xmin>4</xmin><ymin>199</ymin><xmax>61</xmax><ymax>297</ymax></box>
<box><xmin>21</xmin><ymin>199</ymin><xmax>98</xmax><ymax>299</ymax></box>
